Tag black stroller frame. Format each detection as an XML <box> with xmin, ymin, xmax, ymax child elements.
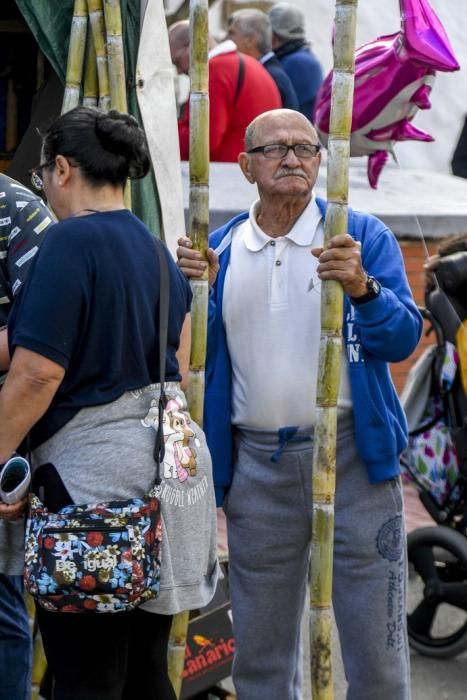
<box><xmin>402</xmin><ymin>248</ymin><xmax>467</xmax><ymax>658</ymax></box>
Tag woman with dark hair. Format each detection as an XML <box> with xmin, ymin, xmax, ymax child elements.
<box><xmin>0</xmin><ymin>107</ymin><xmax>219</xmax><ymax>700</ymax></box>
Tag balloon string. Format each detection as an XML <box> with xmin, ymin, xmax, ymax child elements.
<box><xmin>391</xmin><ymin>150</ymin><xmax>432</xmax><ymax>262</ymax></box>
<box><xmin>391</xmin><ymin>151</ymin><xmax>432</xmax><ymax>262</ymax></box>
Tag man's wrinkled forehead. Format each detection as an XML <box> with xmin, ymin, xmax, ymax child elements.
<box><xmin>253</xmin><ymin>114</ymin><xmax>318</xmax><ymax>145</ymax></box>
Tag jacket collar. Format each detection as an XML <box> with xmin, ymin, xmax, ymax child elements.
<box><xmin>274</xmin><ymin>39</ymin><xmax>308</xmax><ymax>60</ymax></box>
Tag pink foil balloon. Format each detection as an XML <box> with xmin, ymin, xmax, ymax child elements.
<box><xmin>313</xmin><ymin>0</ymin><xmax>460</xmax><ymax>188</ymax></box>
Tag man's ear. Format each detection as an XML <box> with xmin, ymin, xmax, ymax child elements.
<box><xmin>238</xmin><ymin>152</ymin><xmax>255</xmax><ymax>183</ymax></box>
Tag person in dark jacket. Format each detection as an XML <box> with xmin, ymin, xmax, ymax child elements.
<box><xmin>270</xmin><ymin>2</ymin><xmax>324</xmax><ymax>119</ymax></box>
<box><xmin>227</xmin><ymin>9</ymin><xmax>299</xmax><ymax>111</ymax></box>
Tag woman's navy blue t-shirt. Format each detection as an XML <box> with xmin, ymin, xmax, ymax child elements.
<box><xmin>8</xmin><ymin>210</ymin><xmax>192</xmax><ymax>446</ymax></box>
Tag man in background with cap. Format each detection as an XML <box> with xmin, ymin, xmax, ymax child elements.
<box><xmin>270</xmin><ymin>2</ymin><xmax>324</xmax><ymax>119</ymax></box>
<box><xmin>227</xmin><ymin>9</ymin><xmax>299</xmax><ymax>111</ymax></box>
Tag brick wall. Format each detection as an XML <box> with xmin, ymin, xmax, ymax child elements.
<box><xmin>389</xmin><ymin>240</ymin><xmax>440</xmax><ymax>394</ymax></box>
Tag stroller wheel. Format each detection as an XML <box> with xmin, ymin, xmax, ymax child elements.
<box><xmin>407</xmin><ymin>526</ymin><xmax>467</xmax><ymax>658</ymax></box>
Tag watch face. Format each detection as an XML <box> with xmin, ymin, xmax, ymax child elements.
<box><xmin>367</xmin><ymin>276</ymin><xmax>380</xmax><ymax>295</ymax></box>
<box><xmin>351</xmin><ymin>274</ymin><xmax>381</xmax><ymax>304</ymax></box>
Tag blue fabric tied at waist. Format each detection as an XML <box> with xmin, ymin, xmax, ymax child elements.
<box><xmin>270</xmin><ymin>426</ymin><xmax>311</xmax><ymax>463</ymax></box>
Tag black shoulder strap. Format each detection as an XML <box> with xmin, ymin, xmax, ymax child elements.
<box><xmin>153</xmin><ymin>239</ymin><xmax>170</xmax><ymax>484</ymax></box>
<box><xmin>234</xmin><ymin>53</ymin><xmax>245</xmax><ymax>103</ymax></box>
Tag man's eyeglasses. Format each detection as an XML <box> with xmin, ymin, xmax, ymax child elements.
<box><xmin>247</xmin><ymin>143</ymin><xmax>321</xmax><ymax>159</ymax></box>
<box><xmin>29</xmin><ymin>159</ymin><xmax>55</xmax><ymax>192</ymax></box>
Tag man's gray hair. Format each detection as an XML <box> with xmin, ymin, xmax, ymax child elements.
<box><xmin>228</xmin><ymin>9</ymin><xmax>272</xmax><ymax>56</ymax></box>
<box><xmin>244</xmin><ymin>122</ymin><xmax>257</xmax><ymax>152</ymax></box>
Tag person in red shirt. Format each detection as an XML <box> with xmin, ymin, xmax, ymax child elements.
<box><xmin>168</xmin><ymin>21</ymin><xmax>281</xmax><ymax>162</ymax></box>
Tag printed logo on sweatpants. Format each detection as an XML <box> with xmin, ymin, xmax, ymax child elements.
<box><xmin>376</xmin><ymin>514</ymin><xmax>403</xmax><ymax>561</ymax></box>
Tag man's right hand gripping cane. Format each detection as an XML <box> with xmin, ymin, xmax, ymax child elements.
<box><xmin>176</xmin><ymin>237</ymin><xmax>220</xmax><ymax>288</ymax></box>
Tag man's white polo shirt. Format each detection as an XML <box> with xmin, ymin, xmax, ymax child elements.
<box><xmin>223</xmin><ymin>195</ymin><xmax>351</xmax><ymax>431</ymax></box>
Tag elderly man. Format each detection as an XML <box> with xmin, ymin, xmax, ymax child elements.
<box><xmin>227</xmin><ymin>9</ymin><xmax>299</xmax><ymax>110</ymax></box>
<box><xmin>168</xmin><ymin>20</ymin><xmax>281</xmax><ymax>162</ymax></box>
<box><xmin>270</xmin><ymin>2</ymin><xmax>323</xmax><ymax>119</ymax></box>
<box><xmin>177</xmin><ymin>109</ymin><xmax>421</xmax><ymax>700</ymax></box>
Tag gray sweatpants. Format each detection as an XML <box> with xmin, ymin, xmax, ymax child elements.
<box><xmin>224</xmin><ymin>413</ymin><xmax>411</xmax><ymax>700</ymax></box>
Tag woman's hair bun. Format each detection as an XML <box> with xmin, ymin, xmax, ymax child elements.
<box><xmin>95</xmin><ymin>110</ymin><xmax>150</xmax><ymax>179</ymax></box>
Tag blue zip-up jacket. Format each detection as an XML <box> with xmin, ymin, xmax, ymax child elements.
<box><xmin>204</xmin><ymin>197</ymin><xmax>423</xmax><ymax>505</ymax></box>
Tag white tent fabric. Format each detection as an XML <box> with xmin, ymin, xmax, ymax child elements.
<box><xmin>137</xmin><ymin>0</ymin><xmax>185</xmax><ymax>255</ymax></box>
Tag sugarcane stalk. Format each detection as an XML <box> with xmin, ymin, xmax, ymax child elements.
<box><xmin>168</xmin><ymin>2</ymin><xmax>209</xmax><ymax>696</ymax></box>
<box><xmin>31</xmin><ymin>630</ymin><xmax>48</xmax><ymax>700</ymax></box>
<box><xmin>24</xmin><ymin>592</ymin><xmax>46</xmax><ymax>700</ymax></box>
<box><xmin>186</xmin><ymin>0</ymin><xmax>210</xmax><ymax>426</ymax></box>
<box><xmin>87</xmin><ymin>0</ymin><xmax>111</xmax><ymax>111</ymax></box>
<box><xmin>103</xmin><ymin>0</ymin><xmax>128</xmax><ymax>113</ymax></box>
<box><xmin>83</xmin><ymin>26</ymin><xmax>98</xmax><ymax>107</ymax></box>
<box><xmin>62</xmin><ymin>0</ymin><xmax>88</xmax><ymax>114</ymax></box>
<box><xmin>310</xmin><ymin>1</ymin><xmax>358</xmax><ymax>698</ymax></box>
<box><xmin>167</xmin><ymin>609</ymin><xmax>190</xmax><ymax>696</ymax></box>
<box><xmin>102</xmin><ymin>0</ymin><xmax>131</xmax><ymax>209</ymax></box>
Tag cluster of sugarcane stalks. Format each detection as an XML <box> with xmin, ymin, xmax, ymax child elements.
<box><xmin>309</xmin><ymin>1</ymin><xmax>358</xmax><ymax>698</ymax></box>
<box><xmin>62</xmin><ymin>0</ymin><xmax>130</xmax><ymax>206</ymax></box>
<box><xmin>62</xmin><ymin>0</ymin><xmax>126</xmax><ymax>114</ymax></box>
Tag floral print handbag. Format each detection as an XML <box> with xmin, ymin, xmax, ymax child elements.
<box><xmin>23</xmin><ymin>238</ymin><xmax>170</xmax><ymax>613</ymax></box>
<box><xmin>23</xmin><ymin>486</ymin><xmax>162</xmax><ymax>612</ymax></box>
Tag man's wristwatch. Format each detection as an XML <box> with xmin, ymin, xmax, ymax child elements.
<box><xmin>350</xmin><ymin>273</ymin><xmax>381</xmax><ymax>305</ymax></box>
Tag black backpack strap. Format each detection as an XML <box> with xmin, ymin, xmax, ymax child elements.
<box><xmin>234</xmin><ymin>53</ymin><xmax>245</xmax><ymax>103</ymax></box>
<box><xmin>153</xmin><ymin>239</ymin><xmax>170</xmax><ymax>485</ymax></box>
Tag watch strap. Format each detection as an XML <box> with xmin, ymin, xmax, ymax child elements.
<box><xmin>350</xmin><ymin>274</ymin><xmax>381</xmax><ymax>305</ymax></box>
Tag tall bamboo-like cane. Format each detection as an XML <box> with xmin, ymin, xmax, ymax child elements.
<box><xmin>167</xmin><ymin>2</ymin><xmax>209</xmax><ymax>696</ymax></box>
<box><xmin>87</xmin><ymin>0</ymin><xmax>111</xmax><ymax>111</ymax></box>
<box><xmin>186</xmin><ymin>0</ymin><xmax>209</xmax><ymax>424</ymax></box>
<box><xmin>83</xmin><ymin>27</ymin><xmax>99</xmax><ymax>107</ymax></box>
<box><xmin>102</xmin><ymin>0</ymin><xmax>131</xmax><ymax>209</ymax></box>
<box><xmin>62</xmin><ymin>0</ymin><xmax>88</xmax><ymax>114</ymax></box>
<box><xmin>310</xmin><ymin>2</ymin><xmax>358</xmax><ymax>698</ymax></box>
<box><xmin>102</xmin><ymin>0</ymin><xmax>127</xmax><ymax>113</ymax></box>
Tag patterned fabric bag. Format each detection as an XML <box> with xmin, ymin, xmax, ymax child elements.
<box><xmin>401</xmin><ymin>397</ymin><xmax>460</xmax><ymax>507</ymax></box>
<box><xmin>401</xmin><ymin>341</ymin><xmax>461</xmax><ymax>507</ymax></box>
<box><xmin>23</xmin><ymin>239</ymin><xmax>170</xmax><ymax>613</ymax></box>
<box><xmin>24</xmin><ymin>488</ymin><xmax>162</xmax><ymax>612</ymax></box>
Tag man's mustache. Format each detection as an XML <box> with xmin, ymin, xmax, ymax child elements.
<box><xmin>274</xmin><ymin>168</ymin><xmax>308</xmax><ymax>179</ymax></box>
